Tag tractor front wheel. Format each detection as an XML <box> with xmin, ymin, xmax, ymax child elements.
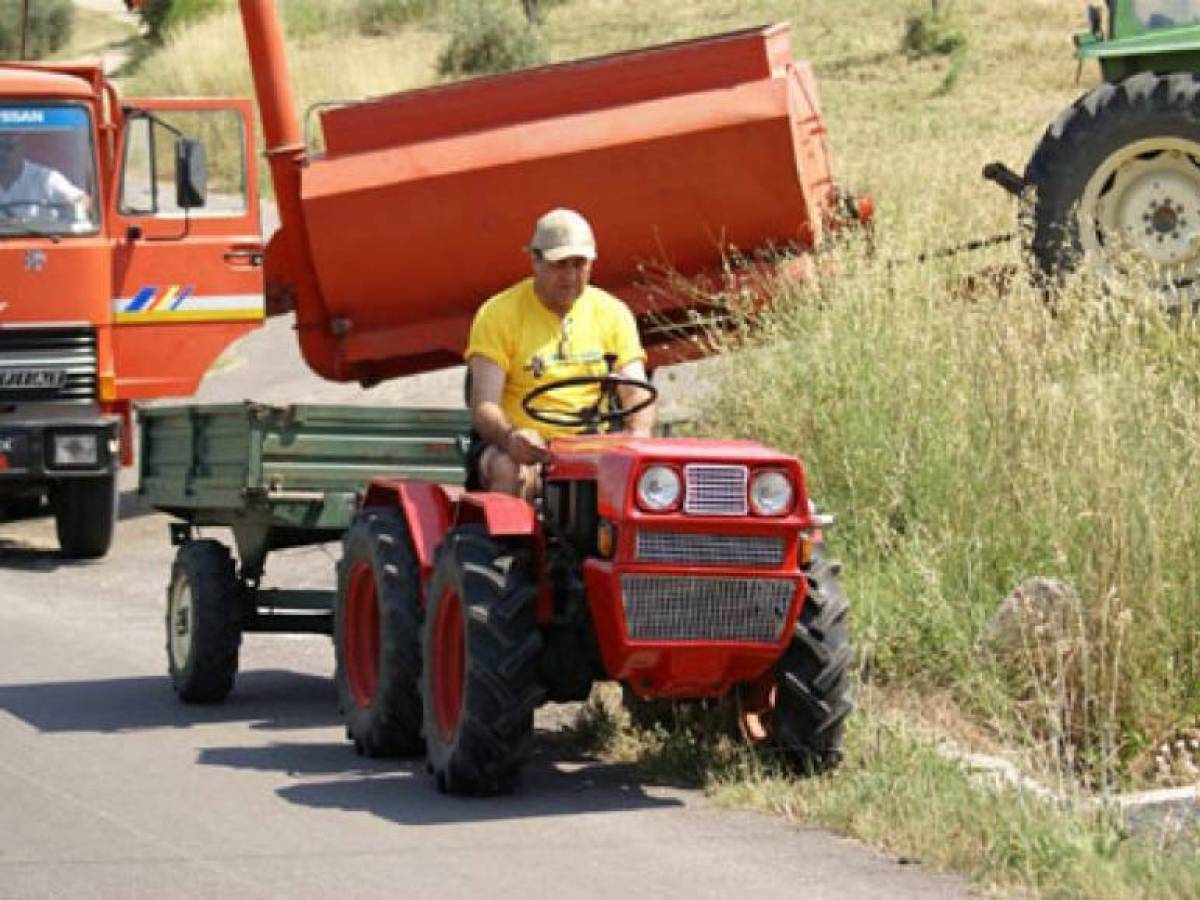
<box><xmin>737</xmin><ymin>554</ymin><xmax>853</xmax><ymax>773</ymax></box>
<box><xmin>422</xmin><ymin>526</ymin><xmax>544</xmax><ymax>795</ymax></box>
<box><xmin>1024</xmin><ymin>71</ymin><xmax>1200</xmax><ymax>307</ymax></box>
<box><xmin>334</xmin><ymin>508</ymin><xmax>424</xmax><ymax>758</ymax></box>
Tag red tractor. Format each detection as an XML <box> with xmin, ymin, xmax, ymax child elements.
<box><xmin>335</xmin><ymin>376</ymin><xmax>851</xmax><ymax>794</ymax></box>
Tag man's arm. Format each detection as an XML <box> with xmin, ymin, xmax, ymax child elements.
<box><xmin>616</xmin><ymin>359</ymin><xmax>656</xmax><ymax>437</ymax></box>
<box><xmin>468</xmin><ymin>356</ymin><xmax>549</xmax><ymax>464</ymax></box>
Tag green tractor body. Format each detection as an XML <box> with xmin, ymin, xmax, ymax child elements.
<box><xmin>1077</xmin><ymin>1</ymin><xmax>1200</xmax><ymax>79</ymax></box>
<box><xmin>999</xmin><ymin>1</ymin><xmax>1200</xmax><ymax>300</ymax></box>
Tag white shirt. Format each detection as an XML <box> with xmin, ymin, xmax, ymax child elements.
<box><xmin>0</xmin><ymin>160</ymin><xmax>85</xmax><ymax>206</ymax></box>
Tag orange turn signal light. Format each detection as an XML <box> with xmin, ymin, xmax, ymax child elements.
<box><xmin>99</xmin><ymin>374</ymin><xmax>117</xmax><ymax>402</ymax></box>
<box><xmin>798</xmin><ymin>532</ymin><xmax>814</xmax><ymax>567</ymax></box>
<box><xmin>597</xmin><ymin>519</ymin><xmax>616</xmax><ymax>559</ymax></box>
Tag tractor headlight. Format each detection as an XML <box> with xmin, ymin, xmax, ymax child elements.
<box><xmin>636</xmin><ymin>465</ymin><xmax>681</xmax><ymax>512</ymax></box>
<box><xmin>749</xmin><ymin>470</ymin><xmax>794</xmax><ymax>516</ymax></box>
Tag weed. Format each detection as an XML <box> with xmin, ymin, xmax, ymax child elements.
<box><xmin>437</xmin><ymin>0</ymin><xmax>548</xmax><ymax>78</ymax></box>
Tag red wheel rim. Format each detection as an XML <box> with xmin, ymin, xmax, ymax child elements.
<box><xmin>737</xmin><ymin>673</ymin><xmax>777</xmax><ymax>744</ymax></box>
<box><xmin>345</xmin><ymin>561</ymin><xmax>381</xmax><ymax>708</ymax></box>
<box><xmin>432</xmin><ymin>587</ymin><xmax>465</xmax><ymax>741</ymax></box>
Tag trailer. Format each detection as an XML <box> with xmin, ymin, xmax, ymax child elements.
<box><xmin>140</xmin><ymin>402</ymin><xmax>470</xmax><ymax>697</ymax></box>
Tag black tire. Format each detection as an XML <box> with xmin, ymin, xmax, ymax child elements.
<box><xmin>53</xmin><ymin>474</ymin><xmax>117</xmax><ymax>559</ymax></box>
<box><xmin>166</xmin><ymin>540</ymin><xmax>242</xmax><ymax>703</ymax></box>
<box><xmin>1024</xmin><ymin>72</ymin><xmax>1200</xmax><ymax>301</ymax></box>
<box><xmin>739</xmin><ymin>554</ymin><xmax>853</xmax><ymax>773</ymax></box>
<box><xmin>422</xmin><ymin>526</ymin><xmax>544</xmax><ymax>795</ymax></box>
<box><xmin>334</xmin><ymin>508</ymin><xmax>424</xmax><ymax>758</ymax></box>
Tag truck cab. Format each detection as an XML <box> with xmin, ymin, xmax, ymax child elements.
<box><xmin>0</xmin><ymin>63</ymin><xmax>263</xmax><ymax>558</ymax></box>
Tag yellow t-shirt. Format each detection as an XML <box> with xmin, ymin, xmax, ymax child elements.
<box><xmin>465</xmin><ymin>278</ymin><xmax>646</xmax><ymax>438</ymax></box>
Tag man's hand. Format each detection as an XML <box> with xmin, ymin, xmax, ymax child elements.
<box><xmin>507</xmin><ymin>427</ymin><xmax>550</xmax><ymax>465</ymax></box>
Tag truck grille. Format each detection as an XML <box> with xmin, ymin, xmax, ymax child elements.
<box><xmin>635</xmin><ymin>531</ymin><xmax>786</xmax><ymax>567</ymax></box>
<box><xmin>620</xmin><ymin>574</ymin><xmax>794</xmax><ymax>642</ymax></box>
<box><xmin>684</xmin><ymin>464</ymin><xmax>747</xmax><ymax>515</ymax></box>
<box><xmin>0</xmin><ymin>327</ymin><xmax>97</xmax><ymax>404</ymax></box>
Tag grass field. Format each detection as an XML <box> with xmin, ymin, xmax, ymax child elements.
<box><xmin>120</xmin><ymin>1</ymin><xmax>1200</xmax><ymax>895</ymax></box>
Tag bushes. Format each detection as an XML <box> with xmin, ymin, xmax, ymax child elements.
<box><xmin>136</xmin><ymin>0</ymin><xmax>224</xmax><ymax>44</ymax></box>
<box><xmin>0</xmin><ymin>0</ymin><xmax>73</xmax><ymax>60</ymax></box>
<box><xmin>437</xmin><ymin>0</ymin><xmax>547</xmax><ymax>78</ymax></box>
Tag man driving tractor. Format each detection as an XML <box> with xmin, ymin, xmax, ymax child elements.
<box><xmin>465</xmin><ymin>208</ymin><xmax>656</xmax><ymax>497</ymax></box>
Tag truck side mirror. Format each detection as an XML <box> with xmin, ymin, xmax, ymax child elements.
<box><xmin>176</xmin><ymin>138</ymin><xmax>207</xmax><ymax>209</ymax></box>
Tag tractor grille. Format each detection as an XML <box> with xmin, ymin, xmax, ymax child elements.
<box><xmin>0</xmin><ymin>327</ymin><xmax>97</xmax><ymax>404</ymax></box>
<box><xmin>620</xmin><ymin>574</ymin><xmax>794</xmax><ymax>642</ymax></box>
<box><xmin>635</xmin><ymin>531</ymin><xmax>786</xmax><ymax>567</ymax></box>
<box><xmin>684</xmin><ymin>464</ymin><xmax>747</xmax><ymax>516</ymax></box>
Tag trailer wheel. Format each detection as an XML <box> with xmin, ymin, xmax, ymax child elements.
<box><xmin>166</xmin><ymin>540</ymin><xmax>242</xmax><ymax>703</ymax></box>
<box><xmin>334</xmin><ymin>508</ymin><xmax>424</xmax><ymax>757</ymax></box>
<box><xmin>737</xmin><ymin>554</ymin><xmax>852</xmax><ymax>773</ymax></box>
<box><xmin>1024</xmin><ymin>72</ymin><xmax>1200</xmax><ymax>307</ymax></box>
<box><xmin>422</xmin><ymin>526</ymin><xmax>544</xmax><ymax>795</ymax></box>
<box><xmin>53</xmin><ymin>474</ymin><xmax>117</xmax><ymax>559</ymax></box>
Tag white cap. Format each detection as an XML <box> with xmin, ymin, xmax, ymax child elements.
<box><xmin>529</xmin><ymin>208</ymin><xmax>597</xmax><ymax>261</ymax></box>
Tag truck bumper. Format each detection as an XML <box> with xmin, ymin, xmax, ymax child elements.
<box><xmin>0</xmin><ymin>415</ymin><xmax>120</xmax><ymax>485</ymax></box>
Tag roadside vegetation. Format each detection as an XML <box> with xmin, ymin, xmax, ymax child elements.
<box><xmin>119</xmin><ymin>0</ymin><xmax>1200</xmax><ymax>895</ymax></box>
<box><xmin>0</xmin><ymin>0</ymin><xmax>73</xmax><ymax>59</ymax></box>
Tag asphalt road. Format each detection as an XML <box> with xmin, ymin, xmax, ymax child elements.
<box><xmin>0</xmin><ymin>318</ymin><xmax>971</xmax><ymax>898</ymax></box>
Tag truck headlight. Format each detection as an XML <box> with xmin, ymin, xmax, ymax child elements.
<box><xmin>636</xmin><ymin>465</ymin><xmax>681</xmax><ymax>512</ymax></box>
<box><xmin>749</xmin><ymin>470</ymin><xmax>794</xmax><ymax>516</ymax></box>
<box><xmin>53</xmin><ymin>433</ymin><xmax>98</xmax><ymax>467</ymax></box>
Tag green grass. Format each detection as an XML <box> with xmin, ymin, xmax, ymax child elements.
<box><xmin>573</xmin><ymin>687</ymin><xmax>1200</xmax><ymax>898</ymax></box>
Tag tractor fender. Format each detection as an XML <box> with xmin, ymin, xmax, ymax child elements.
<box><xmin>361</xmin><ymin>479</ymin><xmax>458</xmax><ymax>583</ymax></box>
<box><xmin>452</xmin><ymin>492</ymin><xmax>538</xmax><ymax>538</ymax></box>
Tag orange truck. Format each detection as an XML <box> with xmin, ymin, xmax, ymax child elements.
<box><xmin>0</xmin><ymin>62</ymin><xmax>263</xmax><ymax>557</ymax></box>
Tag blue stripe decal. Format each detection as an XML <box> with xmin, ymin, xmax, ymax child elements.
<box><xmin>169</xmin><ymin>286</ymin><xmax>193</xmax><ymax>311</ymax></box>
<box><xmin>127</xmin><ymin>286</ymin><xmax>157</xmax><ymax>312</ymax></box>
<box><xmin>0</xmin><ymin>107</ymin><xmax>90</xmax><ymax>132</ymax></box>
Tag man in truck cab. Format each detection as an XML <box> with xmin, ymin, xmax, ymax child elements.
<box><xmin>0</xmin><ymin>133</ymin><xmax>91</xmax><ymax>228</ymax></box>
<box><xmin>465</xmin><ymin>208</ymin><xmax>656</xmax><ymax>498</ymax></box>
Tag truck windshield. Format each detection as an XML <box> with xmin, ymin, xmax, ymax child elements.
<box><xmin>0</xmin><ymin>104</ymin><xmax>99</xmax><ymax>238</ymax></box>
<box><xmin>1132</xmin><ymin>0</ymin><xmax>1200</xmax><ymax>29</ymax></box>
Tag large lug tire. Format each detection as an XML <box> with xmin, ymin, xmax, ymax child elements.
<box><xmin>166</xmin><ymin>540</ymin><xmax>242</xmax><ymax>703</ymax></box>
<box><xmin>53</xmin><ymin>474</ymin><xmax>117</xmax><ymax>559</ymax></box>
<box><xmin>737</xmin><ymin>554</ymin><xmax>853</xmax><ymax>773</ymax></box>
<box><xmin>1024</xmin><ymin>71</ymin><xmax>1200</xmax><ymax>306</ymax></box>
<box><xmin>422</xmin><ymin>526</ymin><xmax>544</xmax><ymax>795</ymax></box>
<box><xmin>333</xmin><ymin>508</ymin><xmax>425</xmax><ymax>758</ymax></box>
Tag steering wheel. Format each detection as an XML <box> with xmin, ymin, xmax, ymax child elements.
<box><xmin>521</xmin><ymin>373</ymin><xmax>657</xmax><ymax>433</ymax></box>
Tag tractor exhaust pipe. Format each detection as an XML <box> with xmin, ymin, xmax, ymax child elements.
<box><xmin>983</xmin><ymin>161</ymin><xmax>1025</xmax><ymax>198</ymax></box>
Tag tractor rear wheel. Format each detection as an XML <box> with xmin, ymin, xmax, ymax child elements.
<box><xmin>1024</xmin><ymin>72</ymin><xmax>1200</xmax><ymax>307</ymax></box>
<box><xmin>334</xmin><ymin>508</ymin><xmax>424</xmax><ymax>758</ymax></box>
<box><xmin>737</xmin><ymin>554</ymin><xmax>852</xmax><ymax>773</ymax></box>
<box><xmin>422</xmin><ymin>526</ymin><xmax>544</xmax><ymax>795</ymax></box>
<box><xmin>166</xmin><ymin>540</ymin><xmax>242</xmax><ymax>703</ymax></box>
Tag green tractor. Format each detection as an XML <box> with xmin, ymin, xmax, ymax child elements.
<box><xmin>988</xmin><ymin>2</ymin><xmax>1200</xmax><ymax>301</ymax></box>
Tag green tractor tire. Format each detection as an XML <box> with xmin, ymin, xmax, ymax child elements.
<box><xmin>1024</xmin><ymin>71</ymin><xmax>1200</xmax><ymax>306</ymax></box>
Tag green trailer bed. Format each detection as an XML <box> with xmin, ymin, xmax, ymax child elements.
<box><xmin>139</xmin><ymin>402</ymin><xmax>471</xmax><ymax>635</ymax></box>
